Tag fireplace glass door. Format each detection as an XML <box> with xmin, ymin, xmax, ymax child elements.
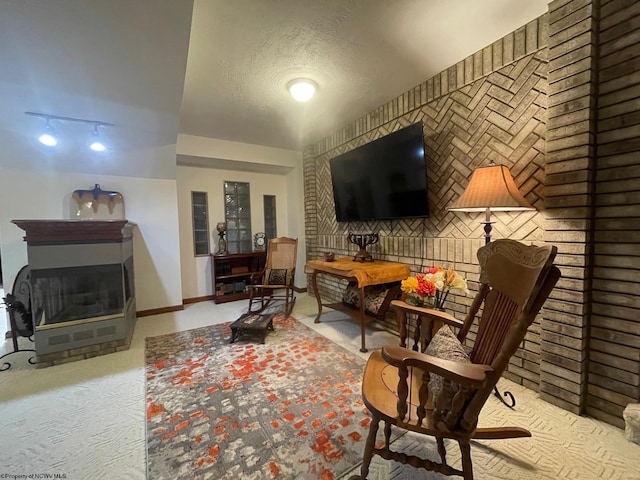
<box><xmin>31</xmin><ymin>264</ymin><xmax>127</xmax><ymax>328</ymax></box>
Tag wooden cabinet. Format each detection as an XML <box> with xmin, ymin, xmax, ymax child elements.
<box><xmin>211</xmin><ymin>251</ymin><xmax>266</xmax><ymax>304</ymax></box>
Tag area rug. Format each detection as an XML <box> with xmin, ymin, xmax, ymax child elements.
<box><xmin>145</xmin><ymin>316</ymin><xmax>378</xmax><ymax>479</ymax></box>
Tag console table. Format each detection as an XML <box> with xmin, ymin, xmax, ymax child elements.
<box><xmin>306</xmin><ymin>257</ymin><xmax>410</xmax><ymax>352</ymax></box>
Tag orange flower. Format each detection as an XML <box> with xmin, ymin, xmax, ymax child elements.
<box><xmin>402</xmin><ymin>265</ymin><xmax>469</xmax><ymax>310</ymax></box>
<box><xmin>416</xmin><ymin>278</ymin><xmax>436</xmax><ymax>297</ymax></box>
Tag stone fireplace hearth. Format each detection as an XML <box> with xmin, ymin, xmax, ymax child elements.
<box><xmin>12</xmin><ymin>219</ymin><xmax>137</xmax><ymax>367</ymax></box>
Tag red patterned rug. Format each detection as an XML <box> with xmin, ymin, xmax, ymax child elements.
<box><xmin>145</xmin><ymin>316</ymin><xmax>378</xmax><ymax>479</ymax></box>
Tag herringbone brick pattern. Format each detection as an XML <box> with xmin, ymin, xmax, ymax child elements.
<box><xmin>304</xmin><ymin>15</ymin><xmax>550</xmax><ymax>399</ymax></box>
<box><xmin>313</xmin><ymin>51</ymin><xmax>547</xmax><ymax>244</ymax></box>
<box><xmin>304</xmin><ymin>0</ymin><xmax>640</xmax><ymax>431</ymax></box>
<box><xmin>305</xmin><ymin>51</ymin><xmax>549</xmax><ymax>392</ymax></box>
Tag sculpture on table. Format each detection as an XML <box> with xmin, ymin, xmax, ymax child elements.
<box><xmin>215</xmin><ymin>222</ymin><xmax>229</xmax><ymax>255</ymax></box>
<box><xmin>347</xmin><ymin>232</ymin><xmax>379</xmax><ymax>262</ymax></box>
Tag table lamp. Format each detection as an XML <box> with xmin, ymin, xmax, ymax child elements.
<box><xmin>448</xmin><ymin>163</ymin><xmax>535</xmax><ymax>244</ymax></box>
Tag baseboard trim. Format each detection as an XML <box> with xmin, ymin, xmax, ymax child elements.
<box><xmin>183</xmin><ymin>295</ymin><xmax>214</xmax><ymax>305</ymax></box>
<box><xmin>185</xmin><ymin>291</ymin><xmax>306</xmax><ymax>301</ymax></box>
<box><xmin>136</xmin><ymin>304</ymin><xmax>184</xmax><ymax>318</ymax></box>
<box><xmin>3</xmin><ymin>306</ymin><xmax>188</xmax><ymax>330</ymax></box>
<box><xmin>5</xmin><ymin>290</ymin><xmax>308</xmax><ymax>329</ymax></box>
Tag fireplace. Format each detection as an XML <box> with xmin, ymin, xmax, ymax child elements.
<box><xmin>12</xmin><ymin>219</ymin><xmax>137</xmax><ymax>367</ymax></box>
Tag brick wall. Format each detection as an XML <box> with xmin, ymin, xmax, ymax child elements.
<box><xmin>303</xmin><ymin>0</ymin><xmax>640</xmax><ymax>427</ymax></box>
<box><xmin>304</xmin><ymin>15</ymin><xmax>549</xmax><ymax>388</ymax></box>
<box><xmin>589</xmin><ymin>0</ymin><xmax>640</xmax><ymax>428</ymax></box>
<box><xmin>541</xmin><ymin>0</ymin><xmax>598</xmax><ymax>416</ymax></box>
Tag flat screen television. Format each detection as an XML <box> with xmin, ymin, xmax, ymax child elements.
<box><xmin>330</xmin><ymin>122</ymin><xmax>429</xmax><ymax>222</ymax></box>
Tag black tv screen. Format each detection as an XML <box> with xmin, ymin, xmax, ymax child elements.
<box><xmin>330</xmin><ymin>122</ymin><xmax>429</xmax><ymax>222</ymax></box>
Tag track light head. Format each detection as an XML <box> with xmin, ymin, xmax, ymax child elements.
<box><xmin>38</xmin><ymin>120</ymin><xmax>57</xmax><ymax>147</ymax></box>
<box><xmin>90</xmin><ymin>141</ymin><xmax>106</xmax><ymax>152</ymax></box>
<box><xmin>89</xmin><ymin>125</ymin><xmax>106</xmax><ymax>152</ymax></box>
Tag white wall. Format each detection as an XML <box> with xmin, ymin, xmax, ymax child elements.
<box><xmin>177</xmin><ymin>165</ymin><xmax>299</xmax><ymax>300</ymax></box>
<box><xmin>177</xmin><ymin>135</ymin><xmax>300</xmax><ymax>169</ymax></box>
<box><xmin>285</xmin><ymin>166</ymin><xmax>306</xmax><ymax>285</ymax></box>
<box><xmin>0</xmin><ymin>134</ymin><xmax>306</xmax><ymax>320</ymax></box>
<box><xmin>175</xmin><ymin>134</ymin><xmax>306</xmax><ymax>300</ymax></box>
<box><xmin>0</xmin><ymin>166</ymin><xmax>183</xmax><ymax>312</ymax></box>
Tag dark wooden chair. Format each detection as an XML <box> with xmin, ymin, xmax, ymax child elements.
<box><xmin>248</xmin><ymin>236</ymin><xmax>298</xmax><ymax>316</ymax></box>
<box><xmin>350</xmin><ymin>239</ymin><xmax>561</xmax><ymax>480</ymax></box>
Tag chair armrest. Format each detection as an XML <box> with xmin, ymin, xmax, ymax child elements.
<box><xmin>382</xmin><ymin>345</ymin><xmax>492</xmax><ymax>388</ymax></box>
<box><xmin>391</xmin><ymin>299</ymin><xmax>464</xmax><ymax>330</ymax></box>
<box><xmin>249</xmin><ymin>270</ymin><xmax>265</xmax><ymax>284</ymax></box>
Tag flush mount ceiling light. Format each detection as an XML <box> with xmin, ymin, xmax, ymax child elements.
<box><xmin>25</xmin><ymin>111</ymin><xmax>113</xmax><ymax>151</ymax></box>
<box><xmin>287</xmin><ymin>79</ymin><xmax>317</xmax><ymax>102</ymax></box>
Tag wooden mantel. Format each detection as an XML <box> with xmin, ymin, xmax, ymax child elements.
<box><xmin>12</xmin><ymin>219</ymin><xmax>136</xmax><ymax>244</ymax></box>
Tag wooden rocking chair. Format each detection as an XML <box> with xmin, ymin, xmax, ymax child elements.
<box><xmin>350</xmin><ymin>239</ymin><xmax>561</xmax><ymax>480</ymax></box>
<box><xmin>248</xmin><ymin>236</ymin><xmax>298</xmax><ymax>316</ymax></box>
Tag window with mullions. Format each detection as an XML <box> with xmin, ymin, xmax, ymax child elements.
<box><xmin>191</xmin><ymin>191</ymin><xmax>210</xmax><ymax>256</ymax></box>
<box><xmin>224</xmin><ymin>181</ymin><xmax>252</xmax><ymax>253</ymax></box>
<box><xmin>264</xmin><ymin>195</ymin><xmax>277</xmax><ymax>241</ymax></box>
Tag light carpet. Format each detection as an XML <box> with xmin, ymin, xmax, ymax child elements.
<box><xmin>1</xmin><ymin>295</ymin><xmax>639</xmax><ymax>479</ymax></box>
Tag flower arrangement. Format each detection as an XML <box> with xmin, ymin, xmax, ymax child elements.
<box><xmin>401</xmin><ymin>266</ymin><xmax>469</xmax><ymax>310</ymax></box>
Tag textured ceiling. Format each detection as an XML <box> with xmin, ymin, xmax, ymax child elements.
<box><xmin>0</xmin><ymin>0</ymin><xmax>193</xmax><ymax>179</ymax></box>
<box><xmin>0</xmin><ymin>0</ymin><xmax>552</xmax><ymax>180</ymax></box>
<box><xmin>179</xmin><ymin>0</ymin><xmax>551</xmax><ymax>151</ymax></box>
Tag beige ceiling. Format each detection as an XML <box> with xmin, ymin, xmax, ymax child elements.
<box><xmin>0</xmin><ymin>0</ymin><xmax>550</xmax><ymax>179</ymax></box>
<box><xmin>180</xmin><ymin>0</ymin><xmax>551</xmax><ymax>151</ymax></box>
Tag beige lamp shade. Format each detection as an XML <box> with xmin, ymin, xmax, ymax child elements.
<box><xmin>448</xmin><ymin>164</ymin><xmax>535</xmax><ymax>212</ymax></box>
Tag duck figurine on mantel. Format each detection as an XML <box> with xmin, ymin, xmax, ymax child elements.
<box><xmin>71</xmin><ymin>184</ymin><xmax>125</xmax><ymax>220</ymax></box>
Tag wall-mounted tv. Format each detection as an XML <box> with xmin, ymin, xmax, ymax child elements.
<box><xmin>330</xmin><ymin>122</ymin><xmax>429</xmax><ymax>222</ymax></box>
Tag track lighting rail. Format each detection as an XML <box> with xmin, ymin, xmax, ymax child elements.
<box><xmin>25</xmin><ymin>111</ymin><xmax>114</xmax><ymax>127</ymax></box>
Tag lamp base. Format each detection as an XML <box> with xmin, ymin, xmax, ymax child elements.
<box><xmin>482</xmin><ymin>221</ymin><xmax>494</xmax><ymax>245</ymax></box>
